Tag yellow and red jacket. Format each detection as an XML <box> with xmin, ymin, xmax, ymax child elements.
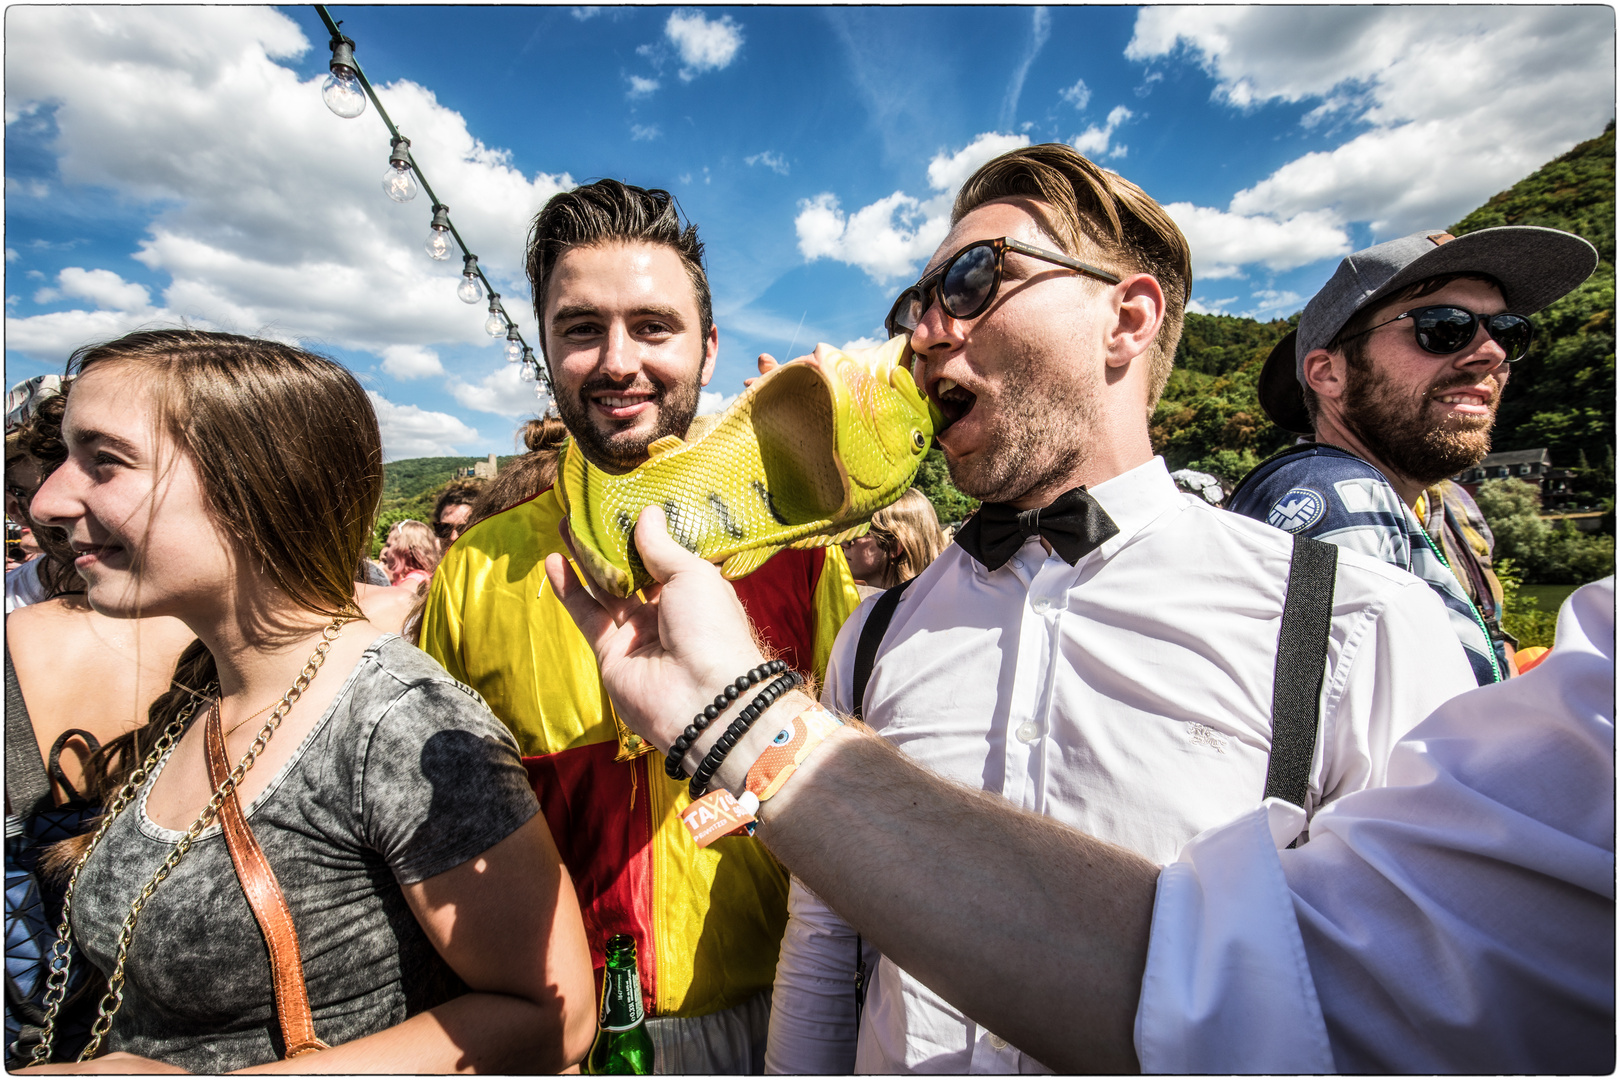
<box><xmin>420</xmin><ymin>486</ymin><xmax>860</xmax><ymax>1018</ymax></box>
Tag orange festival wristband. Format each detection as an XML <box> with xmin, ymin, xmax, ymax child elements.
<box><xmin>679</xmin><ymin>705</ymin><xmax>844</xmax><ymax>848</ymax></box>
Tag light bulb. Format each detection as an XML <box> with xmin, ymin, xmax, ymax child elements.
<box><xmin>424</xmin><ymin>226</ymin><xmax>452</xmax><ymax>261</ymax></box>
<box><xmin>321</xmin><ymin>69</ymin><xmax>366</xmax><ymax>119</ymax></box>
<box><xmin>535</xmin><ymin>381</ymin><xmax>549</xmax><ymax>399</ymax></box>
<box><xmin>484</xmin><ymin>311</ymin><xmax>506</xmax><ymax>336</ymax></box>
<box><xmin>382</xmin><ymin>162</ymin><xmax>417</xmax><ymax>203</ymax></box>
<box><xmin>518</xmin><ymin>359</ymin><xmax>537</xmax><ymax>380</ymax></box>
<box><xmin>507</xmin><ymin>337</ymin><xmax>524</xmax><ymax>364</ymax></box>
<box><xmin>457</xmin><ymin>272</ymin><xmax>484</xmax><ymax>304</ymax></box>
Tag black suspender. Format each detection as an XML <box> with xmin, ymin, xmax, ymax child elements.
<box><xmin>1264</xmin><ymin>534</ymin><xmax>1338</xmax><ymax>809</ymax></box>
<box><xmin>851</xmin><ymin>579</ymin><xmax>913</xmax><ymax>721</ymax></box>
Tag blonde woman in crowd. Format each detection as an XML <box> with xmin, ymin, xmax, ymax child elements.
<box><xmin>380</xmin><ymin>519</ymin><xmax>440</xmax><ymax>592</ymax></box>
<box><xmin>841</xmin><ymin>488</ymin><xmax>945</xmax><ymax>596</ymax></box>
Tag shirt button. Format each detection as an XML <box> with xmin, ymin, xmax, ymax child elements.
<box><xmin>1030</xmin><ymin>595</ymin><xmax>1051</xmax><ymax>614</ymax></box>
<box><xmin>989</xmin><ymin>1034</ymin><xmax>1009</xmax><ymax>1050</ymax></box>
<box><xmin>1015</xmin><ymin>721</ymin><xmax>1040</xmax><ymax>744</ymax></box>
<box><xmin>1011</xmin><ymin>558</ymin><xmax>1024</xmax><ymax>571</ymax></box>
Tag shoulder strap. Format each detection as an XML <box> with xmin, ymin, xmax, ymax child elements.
<box><xmin>204</xmin><ymin>707</ymin><xmax>329</xmax><ymax>1059</ymax></box>
<box><xmin>5</xmin><ymin>639</ymin><xmax>54</xmax><ymax>819</ymax></box>
<box><xmin>850</xmin><ymin>579</ymin><xmax>912</xmax><ymax>721</ymax></box>
<box><xmin>1264</xmin><ymin>534</ymin><xmax>1338</xmax><ymax>810</ymax></box>
<box><xmin>44</xmin><ymin>730</ymin><xmax>101</xmax><ymax>808</ymax></box>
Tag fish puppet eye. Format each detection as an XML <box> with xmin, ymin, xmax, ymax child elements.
<box><xmin>911</xmin><ymin>429</ymin><xmax>927</xmax><ymax>452</ymax></box>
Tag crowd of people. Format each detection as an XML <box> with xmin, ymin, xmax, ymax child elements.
<box><xmin>2</xmin><ymin>143</ymin><xmax>1611</xmax><ymax>1075</ymax></box>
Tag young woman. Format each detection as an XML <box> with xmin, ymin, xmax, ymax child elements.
<box><xmin>840</xmin><ymin>487</ymin><xmax>946</xmax><ymax>595</ymax></box>
<box><xmin>22</xmin><ymin>330</ymin><xmax>593</xmax><ymax>1074</ymax></box>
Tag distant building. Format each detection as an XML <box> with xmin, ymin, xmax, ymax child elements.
<box><xmin>454</xmin><ymin>453</ymin><xmax>500</xmax><ymax>481</ymax></box>
<box><xmin>1453</xmin><ymin>448</ymin><xmax>1576</xmax><ymax>505</ymax></box>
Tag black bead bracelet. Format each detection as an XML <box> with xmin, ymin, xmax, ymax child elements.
<box><xmin>665</xmin><ymin>659</ymin><xmax>789</xmax><ymax>780</ymax></box>
<box><xmin>689</xmin><ymin>669</ymin><xmax>804</xmax><ymax>800</ymax></box>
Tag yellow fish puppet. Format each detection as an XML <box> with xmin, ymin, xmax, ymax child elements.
<box><xmin>558</xmin><ymin>334</ymin><xmax>941</xmax><ymax>597</ymax></box>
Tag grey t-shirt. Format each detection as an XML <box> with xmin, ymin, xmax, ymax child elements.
<box><xmin>69</xmin><ymin>635</ymin><xmax>539</xmax><ymax>1072</ymax></box>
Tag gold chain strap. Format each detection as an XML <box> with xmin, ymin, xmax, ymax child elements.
<box><xmin>30</xmin><ymin>618</ymin><xmax>347</xmax><ymax>1065</ymax></box>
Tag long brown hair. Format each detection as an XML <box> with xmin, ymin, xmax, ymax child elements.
<box><xmin>65</xmin><ymin>329</ymin><xmax>382</xmax><ymax>808</ymax></box>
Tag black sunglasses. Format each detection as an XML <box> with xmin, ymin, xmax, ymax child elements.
<box><xmin>885</xmin><ymin>237</ymin><xmax>1121</xmax><ymax>339</ymax></box>
<box><xmin>1340</xmin><ymin>305</ymin><xmax>1534</xmax><ymax>364</ymax></box>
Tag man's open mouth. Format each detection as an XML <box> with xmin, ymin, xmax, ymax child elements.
<box><xmin>930</xmin><ymin>377</ymin><xmax>976</xmax><ymax>433</ymax></box>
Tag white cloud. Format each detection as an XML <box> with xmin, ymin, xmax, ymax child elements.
<box><xmin>665</xmin><ymin>10</ymin><xmax>743</xmax><ymax>81</ymax></box>
<box><xmin>380</xmin><ymin>344</ymin><xmax>444</xmax><ymax>380</ymax></box>
<box><xmin>3</xmin><ymin>309</ymin><xmax>194</xmax><ymax>360</ymax></box>
<box><xmin>1244</xmin><ymin>289</ymin><xmax>1305</xmax><ymax>319</ymax></box>
<box><xmin>5</xmin><ymin>250</ymin><xmax>18</xmax><ymax>263</ymax></box>
<box><xmin>840</xmin><ymin>335</ymin><xmax>886</xmax><ymax>353</ymax></box>
<box><xmin>627</xmin><ymin>75</ymin><xmax>659</xmax><ymax>98</ymax></box>
<box><xmin>447</xmin><ymin>362</ymin><xmax>541</xmax><ymax>418</ymax></box>
<box><xmin>1127</xmin><ymin>7</ymin><xmax>1615</xmax><ymax>239</ymax></box>
<box><xmin>745</xmin><ymin>151</ymin><xmax>789</xmax><ymax>176</ymax></box>
<box><xmin>1070</xmin><ymin>105</ymin><xmax>1133</xmax><ymax>159</ymax></box>
<box><xmin>798</xmin><ymin>132</ymin><xmax>1031</xmax><ymax>283</ymax></box>
<box><xmin>1164</xmin><ymin>203</ymin><xmax>1351</xmax><ymax>280</ymax></box>
<box><xmin>795</xmin><ymin>192</ymin><xmax>944</xmax><ymax>284</ymax></box>
<box><xmin>1000</xmin><ymin>7</ymin><xmax>1051</xmax><ymax>129</ymax></box>
<box><xmin>1185</xmin><ymin>296</ymin><xmax>1238</xmax><ymax>316</ymax></box>
<box><xmin>698</xmin><ymin>390</ymin><xmax>737</xmax><ymax>415</ymax></box>
<box><xmin>571</xmin><ymin>7</ymin><xmax>603</xmax><ymax>20</ymax></box>
<box><xmin>925</xmin><ymin>131</ymin><xmax>1032</xmax><ymax>193</ymax></box>
<box><xmin>630</xmin><ymin>124</ymin><xmax>661</xmax><ymax>141</ymax></box>
<box><xmin>1059</xmin><ymin>78</ymin><xmax>1091</xmax><ymax>111</ymax></box>
<box><xmin>55</xmin><ymin>267</ymin><xmax>153</xmax><ymax>312</ymax></box>
<box><xmin>3</xmin><ymin>7</ymin><xmax>573</xmax><ymax>365</ymax></box>
<box><xmin>368</xmin><ymin>391</ymin><xmax>480</xmax><ymax>460</ymax></box>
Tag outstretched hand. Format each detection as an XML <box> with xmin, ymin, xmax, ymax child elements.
<box><xmin>545</xmin><ymin>506</ymin><xmax>767</xmax><ymax>753</ymax></box>
<box><xmin>742</xmin><ymin>353</ymin><xmax>780</xmax><ymax>389</ymax></box>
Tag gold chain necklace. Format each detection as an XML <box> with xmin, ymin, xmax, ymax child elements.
<box><xmin>30</xmin><ymin>617</ymin><xmax>348</xmax><ymax>1065</ymax></box>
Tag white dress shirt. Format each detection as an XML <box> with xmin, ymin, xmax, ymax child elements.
<box><xmin>765</xmin><ymin>457</ymin><xmax>1477</xmax><ymax>1074</ymax></box>
<box><xmin>1137</xmin><ymin>577</ymin><xmax>1615</xmax><ymax>1073</ymax></box>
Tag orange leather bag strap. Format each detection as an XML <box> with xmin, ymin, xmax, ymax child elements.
<box><xmin>204</xmin><ymin>706</ymin><xmax>329</xmax><ymax>1059</ymax></box>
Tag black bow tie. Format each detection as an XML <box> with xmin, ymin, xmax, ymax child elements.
<box><xmin>955</xmin><ymin>487</ymin><xmax>1119</xmax><ymax>571</ymax></box>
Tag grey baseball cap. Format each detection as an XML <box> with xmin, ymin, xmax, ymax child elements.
<box><xmin>1258</xmin><ymin>226</ymin><xmax>1599</xmax><ymax>433</ymax></box>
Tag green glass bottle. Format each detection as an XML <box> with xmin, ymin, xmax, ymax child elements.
<box><xmin>584</xmin><ymin>934</ymin><xmax>655</xmax><ymax>1075</ymax></box>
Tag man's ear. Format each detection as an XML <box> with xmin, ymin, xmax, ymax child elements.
<box><xmin>1105</xmin><ymin>274</ymin><xmax>1164</xmax><ymax>369</ymax></box>
<box><xmin>1301</xmin><ymin>348</ymin><xmax>1346</xmax><ymax>403</ymax></box>
<box><xmin>700</xmin><ymin>324</ymin><xmax>719</xmax><ymax>387</ymax></box>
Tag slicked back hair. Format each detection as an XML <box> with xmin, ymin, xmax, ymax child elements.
<box><xmin>953</xmin><ymin>144</ymin><xmax>1192</xmax><ymax>413</ymax></box>
<box><xmin>525</xmin><ymin>179</ymin><xmax>712</xmax><ymax>361</ymax></box>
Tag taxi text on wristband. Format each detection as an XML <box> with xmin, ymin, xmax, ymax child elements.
<box><xmin>679</xmin><ymin>705</ymin><xmax>843</xmax><ymax>847</ymax></box>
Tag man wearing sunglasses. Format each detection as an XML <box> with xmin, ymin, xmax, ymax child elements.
<box><xmin>763</xmin><ymin>145</ymin><xmax>1480</xmax><ymax>1074</ymax></box>
<box><xmin>1230</xmin><ymin>228</ymin><xmax>1598</xmax><ymax>685</ymax></box>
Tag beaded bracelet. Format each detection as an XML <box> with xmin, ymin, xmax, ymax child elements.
<box><xmin>689</xmin><ymin>670</ymin><xmax>804</xmax><ymax>800</ymax></box>
<box><xmin>665</xmin><ymin>659</ymin><xmax>789</xmax><ymax>780</ymax></box>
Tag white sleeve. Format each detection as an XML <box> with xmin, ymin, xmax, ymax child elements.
<box><xmin>1138</xmin><ymin>578</ymin><xmax>1616</xmax><ymax>1074</ymax></box>
<box><xmin>764</xmin><ymin>876</ymin><xmax>861</xmax><ymax>1075</ymax></box>
<box><xmin>1313</xmin><ymin>572</ymin><xmax>1475</xmax><ymax>810</ymax></box>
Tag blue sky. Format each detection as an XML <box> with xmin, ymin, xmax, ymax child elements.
<box><xmin>6</xmin><ymin>6</ymin><xmax>1614</xmax><ymax>459</ymax></box>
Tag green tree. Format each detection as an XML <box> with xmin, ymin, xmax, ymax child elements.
<box><xmin>914</xmin><ymin>446</ymin><xmax>977</xmax><ymax>525</ymax></box>
<box><xmin>1475</xmin><ymin>477</ymin><xmax>1614</xmax><ymax>584</ymax></box>
<box><xmin>1493</xmin><ymin>557</ymin><xmax>1558</xmax><ymax>649</ymax></box>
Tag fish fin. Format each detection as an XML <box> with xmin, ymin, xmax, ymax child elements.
<box><xmin>721</xmin><ymin>546</ymin><xmax>777</xmax><ymax>579</ymax></box>
<box><xmin>647</xmin><ymin>434</ymin><xmax>685</xmax><ymax>457</ymax></box>
<box><xmin>788</xmin><ymin>521</ymin><xmax>870</xmax><ymax>549</ymax></box>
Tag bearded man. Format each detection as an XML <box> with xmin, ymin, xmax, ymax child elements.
<box><xmin>420</xmin><ymin>179</ymin><xmax>859</xmax><ymax>1073</ymax></box>
<box><xmin>1230</xmin><ymin>228</ymin><xmax>1597</xmax><ymax>684</ymax></box>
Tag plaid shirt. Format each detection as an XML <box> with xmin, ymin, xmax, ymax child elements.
<box><xmin>1230</xmin><ymin>444</ymin><xmax>1503</xmax><ymax>686</ymax></box>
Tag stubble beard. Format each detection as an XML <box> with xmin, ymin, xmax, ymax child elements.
<box><xmin>944</xmin><ymin>349</ymin><xmax>1104</xmax><ymax>505</ymax></box>
<box><xmin>551</xmin><ymin>369</ymin><xmax>703</xmax><ymax>473</ymax></box>
<box><xmin>1340</xmin><ymin>356</ymin><xmax>1501</xmax><ymax>488</ymax></box>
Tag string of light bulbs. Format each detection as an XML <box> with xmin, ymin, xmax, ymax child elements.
<box><xmin>315</xmin><ymin>5</ymin><xmax>551</xmax><ymax>400</ymax></box>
